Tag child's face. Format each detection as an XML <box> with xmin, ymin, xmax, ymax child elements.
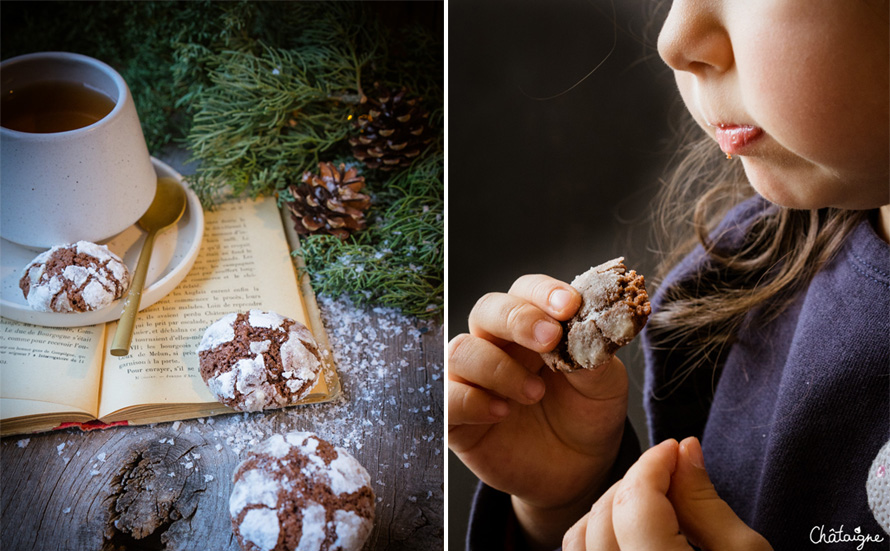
<box><xmin>658</xmin><ymin>0</ymin><xmax>889</xmax><ymax>210</ymax></box>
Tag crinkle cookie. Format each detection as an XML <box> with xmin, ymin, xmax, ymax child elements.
<box><xmin>230</xmin><ymin>431</ymin><xmax>375</xmax><ymax>551</ymax></box>
<box><xmin>542</xmin><ymin>257</ymin><xmax>651</xmax><ymax>372</ymax></box>
<box><xmin>197</xmin><ymin>310</ymin><xmax>322</xmax><ymax>412</ymax></box>
<box><xmin>18</xmin><ymin>240</ymin><xmax>130</xmax><ymax>313</ymax></box>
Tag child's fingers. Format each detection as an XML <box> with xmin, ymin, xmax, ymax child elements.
<box><xmin>561</xmin><ymin>355</ymin><xmax>629</xmax><ymax>403</ymax></box>
<box><xmin>508</xmin><ymin>274</ymin><xmax>582</xmax><ymax>321</ymax></box>
<box><xmin>669</xmin><ymin>437</ymin><xmax>774</xmax><ymax>551</ymax></box>
<box><xmin>447</xmin><ymin>379</ymin><xmax>509</xmax><ymax>427</ymax></box>
<box><xmin>448</xmin><ymin>333</ymin><xmax>546</xmax><ymax>405</ymax></box>
<box><xmin>577</xmin><ymin>482</ymin><xmax>620</xmax><ymax>551</ymax></box>
<box><xmin>611</xmin><ymin>439</ymin><xmax>691</xmax><ymax>551</ymax></box>
<box><xmin>468</xmin><ymin>291</ymin><xmax>563</xmax><ymax>353</ymax></box>
<box><xmin>561</xmin><ymin>512</ymin><xmax>588</xmax><ymax>551</ymax></box>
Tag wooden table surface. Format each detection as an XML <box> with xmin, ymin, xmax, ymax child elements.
<box><xmin>0</xmin><ymin>152</ymin><xmax>444</xmax><ymax>551</ymax></box>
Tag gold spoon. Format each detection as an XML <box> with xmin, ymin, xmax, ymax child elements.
<box><xmin>110</xmin><ymin>177</ymin><xmax>187</xmax><ymax>356</ymax></box>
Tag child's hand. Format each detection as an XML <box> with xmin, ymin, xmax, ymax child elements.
<box><xmin>448</xmin><ymin>274</ymin><xmax>631</xmax><ymax>548</ymax></box>
<box><xmin>562</xmin><ymin>437</ymin><xmax>773</xmax><ymax>551</ymax></box>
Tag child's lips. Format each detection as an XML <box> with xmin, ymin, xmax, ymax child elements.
<box><xmin>714</xmin><ymin>124</ymin><xmax>764</xmax><ymax>155</ymax></box>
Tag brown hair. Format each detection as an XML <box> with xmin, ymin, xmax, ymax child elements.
<box><xmin>646</xmin><ymin>114</ymin><xmax>867</xmax><ymax>387</ymax></box>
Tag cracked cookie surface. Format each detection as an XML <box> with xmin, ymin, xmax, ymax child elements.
<box><xmin>19</xmin><ymin>240</ymin><xmax>130</xmax><ymax>313</ymax></box>
<box><xmin>198</xmin><ymin>310</ymin><xmax>322</xmax><ymax>412</ymax></box>
<box><xmin>230</xmin><ymin>431</ymin><xmax>374</xmax><ymax>551</ymax></box>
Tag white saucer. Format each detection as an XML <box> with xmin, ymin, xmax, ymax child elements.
<box><xmin>0</xmin><ymin>158</ymin><xmax>204</xmax><ymax>327</ymax></box>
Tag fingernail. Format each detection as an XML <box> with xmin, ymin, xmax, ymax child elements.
<box><xmin>490</xmin><ymin>399</ymin><xmax>510</xmax><ymax>418</ymax></box>
<box><xmin>533</xmin><ymin>320</ymin><xmax>560</xmax><ymax>345</ymax></box>
<box><xmin>687</xmin><ymin>438</ymin><xmax>706</xmax><ymax>469</ymax></box>
<box><xmin>550</xmin><ymin>289</ymin><xmax>572</xmax><ymax>311</ymax></box>
<box><xmin>523</xmin><ymin>376</ymin><xmax>545</xmax><ymax>402</ymax></box>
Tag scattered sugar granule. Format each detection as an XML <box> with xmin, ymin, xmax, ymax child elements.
<box><xmin>204</xmin><ymin>474</ymin><xmax>214</xmax><ymax>482</ymax></box>
<box><xmin>96</xmin><ymin>452</ymin><xmax>107</xmax><ymax>462</ymax></box>
<box><xmin>172</xmin><ymin>421</ymin><xmax>181</xmax><ymax>431</ymax></box>
<box><xmin>16</xmin><ymin>439</ymin><xmax>29</xmax><ymax>448</ymax></box>
<box><xmin>89</xmin><ymin>470</ymin><xmax>100</xmax><ymax>477</ymax></box>
<box><xmin>56</xmin><ymin>443</ymin><xmax>66</xmax><ymax>455</ymax></box>
<box><xmin>63</xmin><ymin>507</ymin><xmax>71</xmax><ymax>514</ymax></box>
<box><xmin>215</xmin><ymin>443</ymin><xmax>223</xmax><ymax>451</ymax></box>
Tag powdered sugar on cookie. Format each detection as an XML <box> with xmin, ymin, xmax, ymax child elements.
<box><xmin>543</xmin><ymin>257</ymin><xmax>651</xmax><ymax>372</ymax></box>
<box><xmin>19</xmin><ymin>240</ymin><xmax>130</xmax><ymax>313</ymax></box>
<box><xmin>229</xmin><ymin>431</ymin><xmax>374</xmax><ymax>551</ymax></box>
<box><xmin>198</xmin><ymin>310</ymin><xmax>323</xmax><ymax>412</ymax></box>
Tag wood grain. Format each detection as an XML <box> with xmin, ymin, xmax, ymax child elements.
<box><xmin>1</xmin><ymin>303</ymin><xmax>444</xmax><ymax>550</ymax></box>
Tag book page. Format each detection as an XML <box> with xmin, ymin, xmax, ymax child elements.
<box><xmin>0</xmin><ymin>320</ymin><xmax>105</xmax><ymax>419</ymax></box>
<box><xmin>97</xmin><ymin>196</ymin><xmax>322</xmax><ymax>419</ymax></box>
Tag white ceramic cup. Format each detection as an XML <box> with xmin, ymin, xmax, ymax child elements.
<box><xmin>1</xmin><ymin>52</ymin><xmax>156</xmax><ymax>249</ymax></box>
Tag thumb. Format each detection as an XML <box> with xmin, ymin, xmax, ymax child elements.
<box><xmin>668</xmin><ymin>437</ymin><xmax>773</xmax><ymax>551</ymax></box>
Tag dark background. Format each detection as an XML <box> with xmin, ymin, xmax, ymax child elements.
<box><xmin>447</xmin><ymin>0</ymin><xmax>679</xmax><ymax>545</ymax></box>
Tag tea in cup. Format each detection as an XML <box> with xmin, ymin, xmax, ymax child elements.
<box><xmin>1</xmin><ymin>51</ymin><xmax>156</xmax><ymax>249</ymax></box>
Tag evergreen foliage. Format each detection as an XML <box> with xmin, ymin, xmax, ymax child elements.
<box><xmin>2</xmin><ymin>1</ymin><xmax>443</xmax><ymax>319</ymax></box>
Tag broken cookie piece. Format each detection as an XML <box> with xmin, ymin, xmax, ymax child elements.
<box><xmin>542</xmin><ymin>257</ymin><xmax>650</xmax><ymax>372</ymax></box>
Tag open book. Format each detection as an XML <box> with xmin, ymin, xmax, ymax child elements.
<box><xmin>0</xmin><ymin>196</ymin><xmax>340</xmax><ymax>437</ymax></box>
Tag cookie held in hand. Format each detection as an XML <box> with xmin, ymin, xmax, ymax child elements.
<box><xmin>542</xmin><ymin>257</ymin><xmax>651</xmax><ymax>372</ymax></box>
<box><xmin>19</xmin><ymin>240</ymin><xmax>130</xmax><ymax>313</ymax></box>
<box><xmin>198</xmin><ymin>310</ymin><xmax>323</xmax><ymax>412</ymax></box>
<box><xmin>230</xmin><ymin>431</ymin><xmax>375</xmax><ymax>551</ymax></box>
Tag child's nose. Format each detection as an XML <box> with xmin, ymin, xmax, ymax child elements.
<box><xmin>657</xmin><ymin>0</ymin><xmax>733</xmax><ymax>77</ymax></box>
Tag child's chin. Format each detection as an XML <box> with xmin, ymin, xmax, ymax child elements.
<box><xmin>743</xmin><ymin>161</ymin><xmax>821</xmax><ymax>210</ymax></box>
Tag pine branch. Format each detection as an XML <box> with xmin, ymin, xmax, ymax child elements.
<box><xmin>298</xmin><ymin>150</ymin><xmax>444</xmax><ymax>319</ymax></box>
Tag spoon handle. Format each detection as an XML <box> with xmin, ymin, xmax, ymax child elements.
<box><xmin>110</xmin><ymin>230</ymin><xmax>158</xmax><ymax>356</ymax></box>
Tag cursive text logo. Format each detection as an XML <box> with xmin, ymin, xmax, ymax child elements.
<box><xmin>810</xmin><ymin>525</ymin><xmax>885</xmax><ymax>550</ymax></box>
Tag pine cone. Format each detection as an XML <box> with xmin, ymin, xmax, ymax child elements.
<box><xmin>349</xmin><ymin>84</ymin><xmax>433</xmax><ymax>171</ymax></box>
<box><xmin>286</xmin><ymin>162</ymin><xmax>371</xmax><ymax>239</ymax></box>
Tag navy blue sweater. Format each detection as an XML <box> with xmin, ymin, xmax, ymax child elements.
<box><xmin>468</xmin><ymin>199</ymin><xmax>890</xmax><ymax>550</ymax></box>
